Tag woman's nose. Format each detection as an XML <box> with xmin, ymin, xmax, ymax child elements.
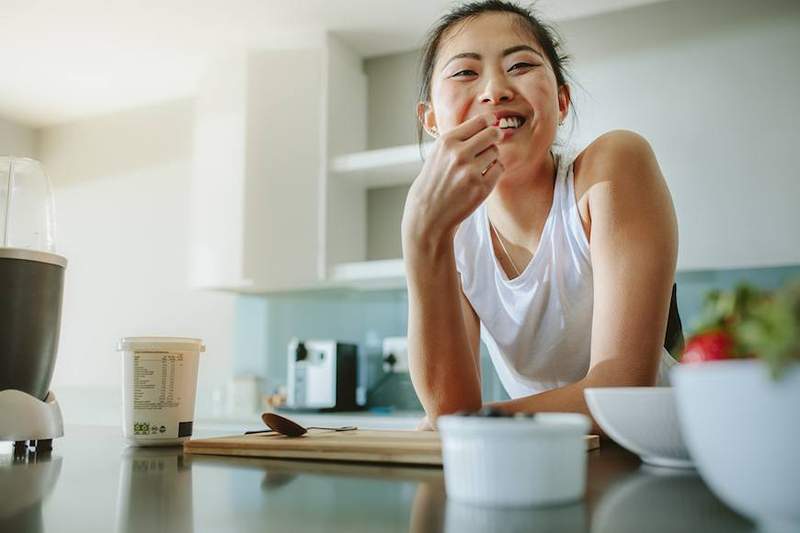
<box><xmin>479</xmin><ymin>73</ymin><xmax>514</xmax><ymax>104</ymax></box>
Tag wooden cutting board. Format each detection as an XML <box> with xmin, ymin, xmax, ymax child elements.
<box><xmin>184</xmin><ymin>429</ymin><xmax>600</xmax><ymax>466</ymax></box>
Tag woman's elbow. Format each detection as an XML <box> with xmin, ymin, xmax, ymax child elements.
<box><xmin>584</xmin><ymin>361</ymin><xmax>659</xmax><ymax>388</ymax></box>
<box><xmin>421</xmin><ymin>392</ymin><xmax>482</xmax><ymax>426</ymax></box>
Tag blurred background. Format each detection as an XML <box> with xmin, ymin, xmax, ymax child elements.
<box><xmin>1</xmin><ymin>0</ymin><xmax>798</xmax><ymax>424</ymax></box>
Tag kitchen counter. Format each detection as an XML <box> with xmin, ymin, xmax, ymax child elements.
<box><xmin>1</xmin><ymin>424</ymin><xmax>753</xmax><ymax>533</ymax></box>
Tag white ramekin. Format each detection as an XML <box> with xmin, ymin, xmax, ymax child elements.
<box><xmin>438</xmin><ymin>413</ymin><xmax>591</xmax><ymax>507</ymax></box>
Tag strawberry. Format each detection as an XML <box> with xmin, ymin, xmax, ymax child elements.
<box><xmin>681</xmin><ymin>330</ymin><xmax>736</xmax><ymax>363</ymax></box>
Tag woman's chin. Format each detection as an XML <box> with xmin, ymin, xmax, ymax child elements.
<box><xmin>495</xmin><ymin>148</ymin><xmax>520</xmax><ymax>171</ymax></box>
<box><xmin>498</xmin><ymin>138</ymin><xmax>552</xmax><ymax>166</ymax></box>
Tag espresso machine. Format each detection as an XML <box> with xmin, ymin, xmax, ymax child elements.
<box><xmin>285</xmin><ymin>338</ymin><xmax>360</xmax><ymax>412</ymax></box>
<box><xmin>0</xmin><ymin>157</ymin><xmax>67</xmax><ymax>453</ymax></box>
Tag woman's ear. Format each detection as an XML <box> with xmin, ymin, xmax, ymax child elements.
<box><xmin>557</xmin><ymin>85</ymin><xmax>571</xmax><ymax>125</ymax></box>
<box><xmin>417</xmin><ymin>101</ymin><xmax>438</xmax><ymax>138</ymax></box>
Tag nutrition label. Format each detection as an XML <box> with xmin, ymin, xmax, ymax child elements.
<box><xmin>132</xmin><ymin>352</ymin><xmax>184</xmax><ymax>410</ymax></box>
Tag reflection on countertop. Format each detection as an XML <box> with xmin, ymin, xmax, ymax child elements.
<box><xmin>592</xmin><ymin>464</ymin><xmax>752</xmax><ymax>533</ymax></box>
<box><xmin>117</xmin><ymin>446</ymin><xmax>193</xmax><ymax>533</ymax></box>
<box><xmin>0</xmin><ymin>425</ymin><xmax>755</xmax><ymax>533</ymax></box>
<box><xmin>0</xmin><ymin>451</ymin><xmax>62</xmax><ymax>533</ymax></box>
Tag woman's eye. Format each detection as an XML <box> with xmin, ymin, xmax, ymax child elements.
<box><xmin>509</xmin><ymin>62</ymin><xmax>536</xmax><ymax>72</ymax></box>
<box><xmin>451</xmin><ymin>69</ymin><xmax>478</xmax><ymax>78</ymax></box>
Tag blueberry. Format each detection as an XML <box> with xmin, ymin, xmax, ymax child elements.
<box><xmin>477</xmin><ymin>407</ymin><xmax>506</xmax><ymax>417</ymax></box>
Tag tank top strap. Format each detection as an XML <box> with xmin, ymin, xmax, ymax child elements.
<box><xmin>555</xmin><ymin>148</ymin><xmax>591</xmax><ymax>261</ymax></box>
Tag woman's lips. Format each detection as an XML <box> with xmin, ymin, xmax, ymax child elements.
<box><xmin>499</xmin><ymin>128</ymin><xmax>516</xmax><ymax>141</ymax></box>
<box><xmin>497</xmin><ymin>117</ymin><xmax>528</xmax><ymax>141</ymax></box>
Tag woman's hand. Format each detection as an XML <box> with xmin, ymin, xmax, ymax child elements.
<box><xmin>416</xmin><ymin>415</ymin><xmax>435</xmax><ymax>431</ymax></box>
<box><xmin>402</xmin><ymin>113</ymin><xmax>504</xmax><ymax>253</ymax></box>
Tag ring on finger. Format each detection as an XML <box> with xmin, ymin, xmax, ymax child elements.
<box><xmin>481</xmin><ymin>159</ymin><xmax>498</xmax><ymax>176</ymax></box>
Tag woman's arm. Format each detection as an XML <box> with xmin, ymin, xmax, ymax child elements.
<box><xmin>489</xmin><ymin>130</ymin><xmax>678</xmax><ymax>429</ymax></box>
<box><xmin>406</xmin><ymin>244</ymin><xmax>483</xmax><ymax>425</ymax></box>
<box><xmin>403</xmin><ymin>114</ymin><xmax>502</xmax><ymax>425</ymax></box>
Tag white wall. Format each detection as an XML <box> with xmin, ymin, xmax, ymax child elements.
<box><xmin>563</xmin><ymin>0</ymin><xmax>800</xmax><ymax>269</ymax></box>
<box><xmin>36</xmin><ymin>100</ymin><xmax>238</xmax><ymax>423</ymax></box>
<box><xmin>0</xmin><ymin>116</ymin><xmax>35</xmax><ymax>157</ymax></box>
<box><xmin>363</xmin><ymin>0</ymin><xmax>800</xmax><ymax>270</ymax></box>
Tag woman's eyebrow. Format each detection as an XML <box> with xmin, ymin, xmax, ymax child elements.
<box><xmin>442</xmin><ymin>45</ymin><xmax>544</xmax><ymax>69</ymax></box>
<box><xmin>442</xmin><ymin>52</ymin><xmax>481</xmax><ymax>69</ymax></box>
<box><xmin>502</xmin><ymin>45</ymin><xmax>544</xmax><ymax>60</ymax></box>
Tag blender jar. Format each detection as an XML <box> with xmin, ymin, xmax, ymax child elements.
<box><xmin>0</xmin><ymin>156</ymin><xmax>67</xmax><ymax>400</ymax></box>
<box><xmin>1</xmin><ymin>156</ymin><xmax>57</xmax><ymax>251</ymax></box>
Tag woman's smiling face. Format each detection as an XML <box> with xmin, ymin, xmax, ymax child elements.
<box><xmin>423</xmin><ymin>12</ymin><xmax>569</xmax><ymax>172</ymax></box>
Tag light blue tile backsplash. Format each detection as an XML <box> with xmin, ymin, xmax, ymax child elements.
<box><xmin>674</xmin><ymin>265</ymin><xmax>800</xmax><ymax>331</ymax></box>
<box><xmin>235</xmin><ymin>264</ymin><xmax>800</xmax><ymax>409</ymax></box>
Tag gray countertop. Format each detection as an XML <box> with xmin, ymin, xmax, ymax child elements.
<box><xmin>1</xmin><ymin>424</ymin><xmax>754</xmax><ymax>533</ymax></box>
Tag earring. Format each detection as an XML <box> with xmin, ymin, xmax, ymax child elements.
<box><xmin>430</xmin><ymin>126</ymin><xmax>438</xmax><ymax>137</ymax></box>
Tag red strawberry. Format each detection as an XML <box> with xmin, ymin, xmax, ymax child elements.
<box><xmin>681</xmin><ymin>330</ymin><xmax>735</xmax><ymax>363</ymax></box>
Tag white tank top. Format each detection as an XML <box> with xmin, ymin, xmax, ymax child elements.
<box><xmin>454</xmin><ymin>148</ymin><xmax>677</xmax><ymax>398</ymax></box>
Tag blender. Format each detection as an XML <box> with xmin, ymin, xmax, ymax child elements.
<box><xmin>0</xmin><ymin>156</ymin><xmax>66</xmax><ymax>453</ymax></box>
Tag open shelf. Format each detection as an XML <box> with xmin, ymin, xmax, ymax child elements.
<box><xmin>330</xmin><ymin>143</ymin><xmax>433</xmax><ymax>188</ymax></box>
<box><xmin>329</xmin><ymin>258</ymin><xmax>406</xmax><ymax>290</ymax></box>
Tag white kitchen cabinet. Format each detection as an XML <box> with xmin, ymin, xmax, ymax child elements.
<box><xmin>329</xmin><ymin>258</ymin><xmax>406</xmax><ymax>289</ymax></box>
<box><xmin>190</xmin><ymin>36</ymin><xmax>368</xmax><ymax>292</ymax></box>
<box><xmin>189</xmin><ymin>35</ymin><xmax>430</xmax><ymax>292</ymax></box>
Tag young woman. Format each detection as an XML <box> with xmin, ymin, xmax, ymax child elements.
<box><xmin>401</xmin><ymin>1</ymin><xmax>684</xmax><ymax>430</ymax></box>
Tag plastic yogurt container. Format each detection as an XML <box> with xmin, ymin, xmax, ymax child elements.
<box><xmin>118</xmin><ymin>337</ymin><xmax>204</xmax><ymax>446</ymax></box>
<box><xmin>438</xmin><ymin>412</ymin><xmax>591</xmax><ymax>507</ymax></box>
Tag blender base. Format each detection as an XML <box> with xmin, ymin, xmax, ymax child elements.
<box><xmin>0</xmin><ymin>389</ymin><xmax>64</xmax><ymax>452</ymax></box>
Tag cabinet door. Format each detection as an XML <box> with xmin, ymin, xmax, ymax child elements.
<box><xmin>190</xmin><ymin>52</ymin><xmax>248</xmax><ymax>290</ymax></box>
<box><xmin>243</xmin><ymin>49</ymin><xmax>323</xmax><ymax>291</ymax></box>
<box><xmin>190</xmin><ymin>49</ymin><xmax>324</xmax><ymax>292</ymax></box>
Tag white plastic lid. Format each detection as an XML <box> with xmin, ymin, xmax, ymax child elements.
<box><xmin>117</xmin><ymin>336</ymin><xmax>205</xmax><ymax>353</ymax></box>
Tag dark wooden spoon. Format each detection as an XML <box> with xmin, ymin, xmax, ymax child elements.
<box><xmin>261</xmin><ymin>412</ymin><xmax>357</xmax><ymax>437</ymax></box>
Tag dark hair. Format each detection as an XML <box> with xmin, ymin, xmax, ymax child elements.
<box><xmin>417</xmin><ymin>0</ymin><xmax>573</xmax><ymax>146</ymax></box>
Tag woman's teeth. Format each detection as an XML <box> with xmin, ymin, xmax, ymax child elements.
<box><xmin>499</xmin><ymin>116</ymin><xmax>524</xmax><ymax>129</ymax></box>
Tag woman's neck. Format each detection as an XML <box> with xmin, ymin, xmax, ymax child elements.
<box><xmin>487</xmin><ymin>150</ymin><xmax>557</xmax><ymax>236</ymax></box>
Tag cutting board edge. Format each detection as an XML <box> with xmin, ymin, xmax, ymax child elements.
<box><xmin>185</xmin><ymin>438</ymin><xmax>441</xmax><ymax>453</ymax></box>
<box><xmin>184</xmin><ymin>446</ymin><xmax>444</xmax><ymax>466</ymax></box>
<box><xmin>184</xmin><ymin>434</ymin><xmax>600</xmax><ymax>448</ymax></box>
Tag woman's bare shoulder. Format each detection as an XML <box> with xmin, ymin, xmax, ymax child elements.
<box><xmin>573</xmin><ymin>129</ymin><xmax>660</xmax><ymax>192</ymax></box>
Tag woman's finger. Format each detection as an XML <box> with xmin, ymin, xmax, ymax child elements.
<box><xmin>473</xmin><ymin>145</ymin><xmax>499</xmax><ymax>174</ymax></box>
<box><xmin>463</xmin><ymin>125</ymin><xmax>502</xmax><ymax>158</ymax></box>
<box><xmin>480</xmin><ymin>158</ymin><xmax>504</xmax><ymax>190</ymax></box>
<box><xmin>447</xmin><ymin>112</ymin><xmax>497</xmax><ymax>142</ymax></box>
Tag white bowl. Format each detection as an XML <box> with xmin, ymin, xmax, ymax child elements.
<box><xmin>672</xmin><ymin>360</ymin><xmax>800</xmax><ymax>532</ymax></box>
<box><xmin>584</xmin><ymin>387</ymin><xmax>692</xmax><ymax>468</ymax></box>
<box><xmin>438</xmin><ymin>413</ymin><xmax>590</xmax><ymax>507</ymax></box>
